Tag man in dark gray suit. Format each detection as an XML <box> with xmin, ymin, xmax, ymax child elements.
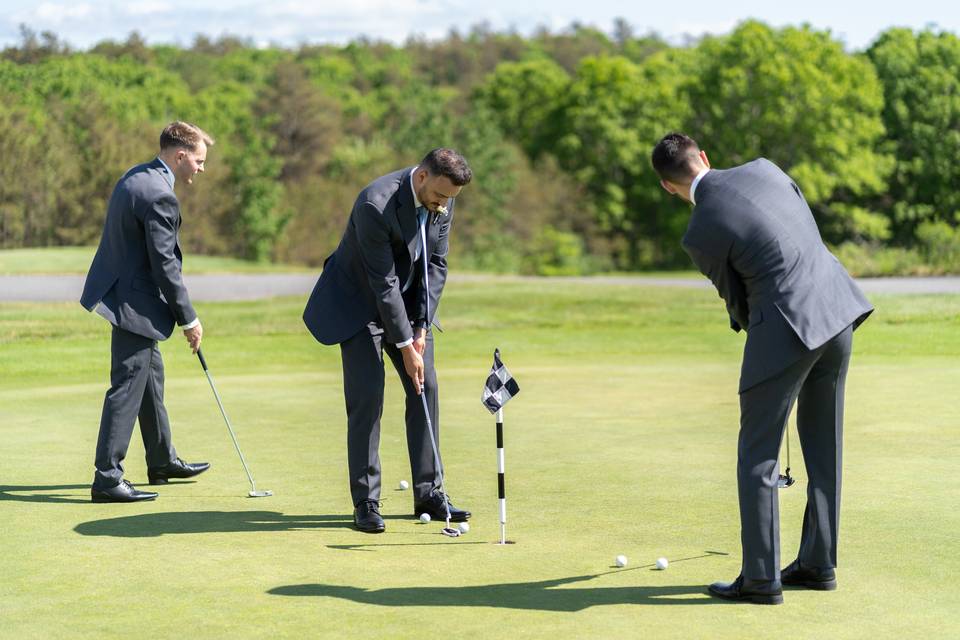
<box><xmin>81</xmin><ymin>122</ymin><xmax>214</xmax><ymax>503</ymax></box>
<box><xmin>652</xmin><ymin>133</ymin><xmax>873</xmax><ymax>604</ymax></box>
<box><xmin>303</xmin><ymin>149</ymin><xmax>473</xmax><ymax>533</ymax></box>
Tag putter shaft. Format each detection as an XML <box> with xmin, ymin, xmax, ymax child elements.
<box><xmin>197</xmin><ymin>349</ymin><xmax>268</xmax><ymax>497</ymax></box>
<box><xmin>420</xmin><ymin>390</ymin><xmax>453</xmax><ymax>527</ymax></box>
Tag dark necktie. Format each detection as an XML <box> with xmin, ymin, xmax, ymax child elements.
<box><xmin>413</xmin><ymin>206</ymin><xmax>427</xmax><ymax>261</ymax></box>
<box><xmin>403</xmin><ymin>207</ymin><xmax>428</xmax><ymax>293</ymax></box>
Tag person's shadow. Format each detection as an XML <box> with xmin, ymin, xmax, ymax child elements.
<box><xmin>0</xmin><ymin>483</ymin><xmax>91</xmax><ymax>504</ymax></box>
<box><xmin>73</xmin><ymin>511</ymin><xmax>356</xmax><ymax>537</ymax></box>
<box><xmin>268</xmin><ymin>571</ymin><xmax>726</xmax><ymax>610</ymax></box>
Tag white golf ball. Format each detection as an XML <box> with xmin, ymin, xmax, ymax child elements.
<box><xmin>399</xmin><ymin>480</ymin><xmax>409</xmax><ymax>490</ymax></box>
<box><xmin>656</xmin><ymin>557</ymin><xmax>669</xmax><ymax>570</ymax></box>
<box><xmin>419</xmin><ymin>512</ymin><xmax>431</xmax><ymax>523</ymax></box>
<box><xmin>615</xmin><ymin>555</ymin><xmax>628</xmax><ymax>568</ymax></box>
<box><xmin>457</xmin><ymin>522</ymin><xmax>470</xmax><ymax>534</ymax></box>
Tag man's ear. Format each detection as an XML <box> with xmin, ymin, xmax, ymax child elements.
<box><xmin>660</xmin><ymin>179</ymin><xmax>677</xmax><ymax>195</ymax></box>
<box><xmin>414</xmin><ymin>168</ymin><xmax>429</xmax><ymax>187</ymax></box>
<box><xmin>700</xmin><ymin>150</ymin><xmax>710</xmax><ymax>169</ymax></box>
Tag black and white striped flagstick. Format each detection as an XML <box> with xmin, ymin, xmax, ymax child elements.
<box><xmin>496</xmin><ymin>406</ymin><xmax>507</xmax><ymax>544</ymax></box>
<box><xmin>482</xmin><ymin>348</ymin><xmax>518</xmax><ymax>544</ymax></box>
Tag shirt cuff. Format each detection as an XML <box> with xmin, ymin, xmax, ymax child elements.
<box><xmin>180</xmin><ymin>317</ymin><xmax>200</xmax><ymax>330</ymax></box>
<box><xmin>395</xmin><ymin>337</ymin><xmax>414</xmax><ymax>349</ymax></box>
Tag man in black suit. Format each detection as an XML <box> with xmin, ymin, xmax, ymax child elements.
<box><xmin>652</xmin><ymin>133</ymin><xmax>873</xmax><ymax>604</ymax></box>
<box><xmin>303</xmin><ymin>149</ymin><xmax>473</xmax><ymax>533</ymax></box>
<box><xmin>81</xmin><ymin>122</ymin><xmax>214</xmax><ymax>503</ymax></box>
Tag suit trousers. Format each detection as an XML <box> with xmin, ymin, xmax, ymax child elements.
<box><xmin>737</xmin><ymin>324</ymin><xmax>853</xmax><ymax>581</ymax></box>
<box><xmin>340</xmin><ymin>325</ymin><xmax>441</xmax><ymax>506</ymax></box>
<box><xmin>93</xmin><ymin>325</ymin><xmax>177</xmax><ymax>489</ymax></box>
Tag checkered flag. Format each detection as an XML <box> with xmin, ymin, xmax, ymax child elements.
<box><xmin>481</xmin><ymin>348</ymin><xmax>519</xmax><ymax>414</ymax></box>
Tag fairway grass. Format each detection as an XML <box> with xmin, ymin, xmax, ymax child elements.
<box><xmin>1</xmin><ymin>280</ymin><xmax>958</xmax><ymax>638</ymax></box>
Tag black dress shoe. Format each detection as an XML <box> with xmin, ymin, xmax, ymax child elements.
<box><xmin>781</xmin><ymin>559</ymin><xmax>837</xmax><ymax>590</ymax></box>
<box><xmin>91</xmin><ymin>479</ymin><xmax>158</xmax><ymax>503</ymax></box>
<box><xmin>354</xmin><ymin>500</ymin><xmax>385</xmax><ymax>533</ymax></box>
<box><xmin>413</xmin><ymin>492</ymin><xmax>471</xmax><ymax>522</ymax></box>
<box><xmin>708</xmin><ymin>575</ymin><xmax>783</xmax><ymax>605</ymax></box>
<box><xmin>147</xmin><ymin>458</ymin><xmax>211</xmax><ymax>484</ymax></box>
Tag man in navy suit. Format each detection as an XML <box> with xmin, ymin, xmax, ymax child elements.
<box><xmin>303</xmin><ymin>149</ymin><xmax>473</xmax><ymax>533</ymax></box>
<box><xmin>81</xmin><ymin>122</ymin><xmax>215</xmax><ymax>503</ymax></box>
<box><xmin>652</xmin><ymin>133</ymin><xmax>873</xmax><ymax>604</ymax></box>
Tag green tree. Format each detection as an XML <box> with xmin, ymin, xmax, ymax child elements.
<box><xmin>475</xmin><ymin>57</ymin><xmax>570</xmax><ymax>160</ymax></box>
<box><xmin>687</xmin><ymin>21</ymin><xmax>893</xmax><ymax>242</ymax></box>
<box><xmin>868</xmin><ymin>28</ymin><xmax>960</xmax><ymax>241</ymax></box>
<box><xmin>554</xmin><ymin>52</ymin><xmax>693</xmax><ymax>267</ymax></box>
<box><xmin>190</xmin><ymin>81</ymin><xmax>286</xmax><ymax>261</ymax></box>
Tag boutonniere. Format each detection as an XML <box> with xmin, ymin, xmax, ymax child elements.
<box><xmin>432</xmin><ymin>204</ymin><xmax>449</xmax><ymax>224</ymax></box>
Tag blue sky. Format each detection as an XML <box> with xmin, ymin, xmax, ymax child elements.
<box><xmin>0</xmin><ymin>0</ymin><xmax>954</xmax><ymax>51</ymax></box>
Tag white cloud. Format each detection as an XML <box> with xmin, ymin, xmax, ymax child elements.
<box><xmin>0</xmin><ymin>0</ymin><xmax>955</xmax><ymax>50</ymax></box>
<box><xmin>33</xmin><ymin>2</ymin><xmax>94</xmax><ymax>22</ymax></box>
<box><xmin>123</xmin><ymin>2</ymin><xmax>172</xmax><ymax>17</ymax></box>
<box><xmin>667</xmin><ymin>18</ymin><xmax>741</xmax><ymax>42</ymax></box>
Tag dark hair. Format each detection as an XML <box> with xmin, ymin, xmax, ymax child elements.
<box><xmin>160</xmin><ymin>121</ymin><xmax>215</xmax><ymax>152</ymax></box>
<box><xmin>420</xmin><ymin>148</ymin><xmax>472</xmax><ymax>186</ymax></box>
<box><xmin>651</xmin><ymin>132</ymin><xmax>701</xmax><ymax>183</ymax></box>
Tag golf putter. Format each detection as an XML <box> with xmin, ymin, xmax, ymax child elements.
<box><xmin>197</xmin><ymin>348</ymin><xmax>272</xmax><ymax>498</ymax></box>
<box><xmin>414</xmin><ymin>221</ymin><xmax>458</xmax><ymax>537</ymax></box>
<box><xmin>778</xmin><ymin>427</ymin><xmax>796</xmax><ymax>489</ymax></box>
<box><xmin>420</xmin><ymin>387</ymin><xmax>459</xmax><ymax>538</ymax></box>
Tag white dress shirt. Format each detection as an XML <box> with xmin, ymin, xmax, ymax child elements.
<box><xmin>396</xmin><ymin>168</ymin><xmax>423</xmax><ymax>349</ymax></box>
<box><xmin>689</xmin><ymin>168</ymin><xmax>710</xmax><ymax>206</ymax></box>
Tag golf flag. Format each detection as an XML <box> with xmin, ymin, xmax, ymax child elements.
<box><xmin>481</xmin><ymin>349</ymin><xmax>519</xmax><ymax>414</ymax></box>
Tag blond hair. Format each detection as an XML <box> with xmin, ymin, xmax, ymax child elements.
<box><xmin>159</xmin><ymin>121</ymin><xmax>215</xmax><ymax>151</ymax></box>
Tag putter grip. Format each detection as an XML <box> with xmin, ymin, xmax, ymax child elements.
<box><xmin>197</xmin><ymin>348</ymin><xmax>208</xmax><ymax>371</ymax></box>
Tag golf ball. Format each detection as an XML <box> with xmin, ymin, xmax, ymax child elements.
<box><xmin>457</xmin><ymin>522</ymin><xmax>470</xmax><ymax>534</ymax></box>
<box><xmin>399</xmin><ymin>480</ymin><xmax>409</xmax><ymax>490</ymax></box>
<box><xmin>615</xmin><ymin>555</ymin><xmax>628</xmax><ymax>568</ymax></box>
<box><xmin>656</xmin><ymin>557</ymin><xmax>669</xmax><ymax>570</ymax></box>
<box><xmin>419</xmin><ymin>512</ymin><xmax>431</xmax><ymax>523</ymax></box>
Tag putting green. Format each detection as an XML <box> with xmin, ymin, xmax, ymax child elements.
<box><xmin>1</xmin><ymin>279</ymin><xmax>957</xmax><ymax>638</ymax></box>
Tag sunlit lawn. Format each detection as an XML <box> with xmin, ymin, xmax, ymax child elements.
<box><xmin>1</xmin><ymin>279</ymin><xmax>957</xmax><ymax>638</ymax></box>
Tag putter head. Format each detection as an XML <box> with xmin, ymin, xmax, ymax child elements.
<box><xmin>440</xmin><ymin>527</ymin><xmax>461</xmax><ymax>538</ymax></box>
<box><xmin>248</xmin><ymin>490</ymin><xmax>273</xmax><ymax>497</ymax></box>
<box><xmin>777</xmin><ymin>474</ymin><xmax>795</xmax><ymax>489</ymax></box>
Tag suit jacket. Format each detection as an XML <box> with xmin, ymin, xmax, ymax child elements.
<box><xmin>80</xmin><ymin>158</ymin><xmax>196</xmax><ymax>341</ymax></box>
<box><xmin>303</xmin><ymin>167</ymin><xmax>452</xmax><ymax>346</ymax></box>
<box><xmin>682</xmin><ymin>158</ymin><xmax>873</xmax><ymax>393</ymax></box>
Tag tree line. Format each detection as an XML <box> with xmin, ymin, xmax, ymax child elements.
<box><xmin>1</xmin><ymin>20</ymin><xmax>958</xmax><ymax>275</ymax></box>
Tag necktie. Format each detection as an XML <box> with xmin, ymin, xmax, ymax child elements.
<box><xmin>413</xmin><ymin>206</ymin><xmax>427</xmax><ymax>261</ymax></box>
<box><xmin>403</xmin><ymin>207</ymin><xmax>428</xmax><ymax>293</ymax></box>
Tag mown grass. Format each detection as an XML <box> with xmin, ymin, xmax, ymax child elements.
<box><xmin>0</xmin><ymin>279</ymin><xmax>957</xmax><ymax>638</ymax></box>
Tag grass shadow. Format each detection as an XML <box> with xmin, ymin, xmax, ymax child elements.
<box><xmin>74</xmin><ymin>511</ymin><xmax>353</xmax><ymax>537</ymax></box>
